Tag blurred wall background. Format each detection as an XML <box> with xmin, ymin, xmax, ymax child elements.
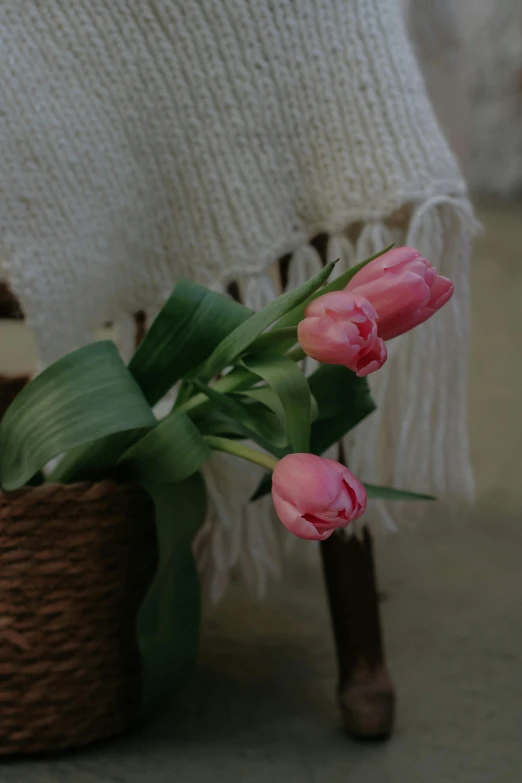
<box><xmin>460</xmin><ymin>0</ymin><xmax>522</xmax><ymax>196</ymax></box>
<box><xmin>406</xmin><ymin>0</ymin><xmax>522</xmax><ymax>197</ymax></box>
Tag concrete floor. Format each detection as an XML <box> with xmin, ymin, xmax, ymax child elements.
<box><xmin>0</xmin><ymin>202</ymin><xmax>521</xmax><ymax>782</ymax></box>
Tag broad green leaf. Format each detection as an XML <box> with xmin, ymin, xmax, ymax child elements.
<box><xmin>308</xmin><ymin>364</ymin><xmax>376</xmax><ymax>455</ymax></box>
<box><xmin>363</xmin><ymin>484</ymin><xmax>436</xmax><ymax>501</ymax></box>
<box><xmin>233</xmin><ymin>401</ymin><xmax>288</xmax><ymax>448</ymax></box>
<box><xmin>193</xmin><ymin>381</ymin><xmax>287</xmax><ymax>458</ymax></box>
<box><xmin>193</xmin><ymin>410</ymin><xmax>248</xmax><ymax>439</ymax></box>
<box><xmin>118</xmin><ymin>411</ymin><xmax>211</xmax><ymax>485</ymax></box>
<box><xmin>0</xmin><ymin>342</ymin><xmax>156</xmax><ymax>490</ymax></box>
<box><xmin>138</xmin><ymin>473</ymin><xmax>206</xmax><ymax>716</ymax></box>
<box><xmin>236</xmin><ymin>386</ymin><xmax>286</xmax><ymax>422</ymax></box>
<box><xmin>243</xmin><ymin>355</ymin><xmax>312</xmax><ymax>453</ymax></box>
<box><xmin>198</xmin><ymin>262</ymin><xmax>335</xmax><ymax>380</ymax></box>
<box><xmin>198</xmin><ymin>392</ymin><xmax>289</xmax><ymax>447</ymax></box>
<box><xmin>49</xmin><ymin>430</ymin><xmax>144</xmax><ymax>484</ymax></box>
<box><xmin>247</xmin><ymin>326</ymin><xmax>298</xmax><ymax>356</ymax></box>
<box><xmin>197</xmin><ymin>406</ymin><xmax>291</xmax><ymax>449</ymax></box>
<box><xmin>276</xmin><ymin>245</ymin><xmax>394</xmax><ymax>331</ymax></box>
<box><xmin>130</xmin><ymin>279</ymin><xmax>251</xmax><ymax>406</ymax></box>
<box><xmin>51</xmin><ymin>284</ymin><xmax>250</xmax><ymax>484</ymax></box>
<box><xmin>239</xmin><ymin>386</ymin><xmax>319</xmax><ymax>424</ymax></box>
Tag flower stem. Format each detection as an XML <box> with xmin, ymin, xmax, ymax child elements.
<box><xmin>204</xmin><ymin>436</ymin><xmax>278</xmax><ymax>472</ymax></box>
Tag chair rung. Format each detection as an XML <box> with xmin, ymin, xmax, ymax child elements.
<box><xmin>0</xmin><ymin>284</ymin><xmax>24</xmax><ymax>320</ymax></box>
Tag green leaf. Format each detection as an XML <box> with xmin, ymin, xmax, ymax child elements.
<box><xmin>177</xmin><ymin>366</ymin><xmax>261</xmax><ymax>419</ymax></box>
<box><xmin>198</xmin><ymin>262</ymin><xmax>336</xmax><ymax>380</ymax></box>
<box><xmin>250</xmin><ymin>365</ymin><xmax>377</xmax><ymax>500</ymax></box>
<box><xmin>247</xmin><ymin>326</ymin><xmax>299</xmax><ymax>356</ymax></box>
<box><xmin>52</xmin><ymin>283</ymin><xmax>250</xmax><ymax>484</ymax></box>
<box><xmin>192</xmin><ymin>410</ymin><xmax>247</xmax><ymax>440</ymax></box>
<box><xmin>236</xmin><ymin>387</ymin><xmax>286</xmax><ymax>422</ymax></box>
<box><xmin>308</xmin><ymin>364</ymin><xmax>376</xmax><ymax>455</ymax></box>
<box><xmin>49</xmin><ymin>430</ymin><xmax>144</xmax><ymax>485</ymax></box>
<box><xmin>276</xmin><ymin>245</ymin><xmax>394</xmax><ymax>331</ymax></box>
<box><xmin>202</xmin><ymin>395</ymin><xmax>288</xmax><ymax>447</ymax></box>
<box><xmin>363</xmin><ymin>484</ymin><xmax>436</xmax><ymax>501</ymax></box>
<box><xmin>118</xmin><ymin>411</ymin><xmax>211</xmax><ymax>485</ymax></box>
<box><xmin>250</xmin><ymin>471</ymin><xmax>273</xmax><ymax>501</ymax></box>
<box><xmin>53</xmin><ymin>372</ymin><xmax>260</xmax><ymax>486</ymax></box>
<box><xmin>236</xmin><ymin>401</ymin><xmax>288</xmax><ymax>448</ymax></box>
<box><xmin>129</xmin><ymin>279</ymin><xmax>251</xmax><ymax>406</ymax></box>
<box><xmin>237</xmin><ymin>384</ymin><xmax>320</xmax><ymax>424</ymax></box>
<box><xmin>0</xmin><ymin>342</ymin><xmax>156</xmax><ymax>490</ymax></box>
<box><xmin>138</xmin><ymin>473</ymin><xmax>206</xmax><ymax>717</ymax></box>
<box><xmin>243</xmin><ymin>355</ymin><xmax>312</xmax><ymax>453</ymax></box>
<box><xmin>193</xmin><ymin>381</ymin><xmax>287</xmax><ymax>458</ymax></box>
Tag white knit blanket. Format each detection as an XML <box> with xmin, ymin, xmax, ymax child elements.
<box><xmin>0</xmin><ymin>0</ymin><xmax>477</xmax><ymax>600</ymax></box>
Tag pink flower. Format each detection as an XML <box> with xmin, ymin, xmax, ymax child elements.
<box><xmin>346</xmin><ymin>246</ymin><xmax>454</xmax><ymax>340</ymax></box>
<box><xmin>297</xmin><ymin>290</ymin><xmax>387</xmax><ymax>377</ymax></box>
<box><xmin>272</xmin><ymin>453</ymin><xmax>367</xmax><ymax>541</ymax></box>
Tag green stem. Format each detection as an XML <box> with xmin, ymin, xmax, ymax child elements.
<box><xmin>204</xmin><ymin>436</ymin><xmax>278</xmax><ymax>471</ymax></box>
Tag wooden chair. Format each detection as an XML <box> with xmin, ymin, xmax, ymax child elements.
<box><xmin>0</xmin><ymin>283</ymin><xmax>30</xmax><ymax>420</ymax></box>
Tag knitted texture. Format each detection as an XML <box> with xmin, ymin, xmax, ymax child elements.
<box><xmin>0</xmin><ymin>0</ymin><xmax>476</xmax><ymax>598</ymax></box>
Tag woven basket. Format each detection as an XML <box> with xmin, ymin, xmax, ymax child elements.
<box><xmin>0</xmin><ymin>480</ymin><xmax>157</xmax><ymax>755</ymax></box>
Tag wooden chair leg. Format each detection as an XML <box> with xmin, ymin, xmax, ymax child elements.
<box><xmin>0</xmin><ymin>374</ymin><xmax>29</xmax><ymax>420</ymax></box>
<box><xmin>0</xmin><ymin>283</ymin><xmax>24</xmax><ymax>320</ymax></box>
<box><xmin>0</xmin><ymin>283</ymin><xmax>29</xmax><ymax>420</ymax></box>
<box><xmin>320</xmin><ymin>528</ymin><xmax>395</xmax><ymax>740</ymax></box>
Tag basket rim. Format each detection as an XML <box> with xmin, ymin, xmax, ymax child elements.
<box><xmin>0</xmin><ymin>479</ymin><xmax>142</xmax><ymax>502</ymax></box>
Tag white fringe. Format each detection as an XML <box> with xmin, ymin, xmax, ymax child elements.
<box><xmin>345</xmin><ymin>197</ymin><xmax>476</xmax><ymax>527</ymax></box>
<box><xmin>196</xmin><ymin>196</ymin><xmax>478</xmax><ymax>601</ymax></box>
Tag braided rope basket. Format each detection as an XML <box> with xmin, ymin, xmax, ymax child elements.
<box><xmin>0</xmin><ymin>480</ymin><xmax>157</xmax><ymax>755</ymax></box>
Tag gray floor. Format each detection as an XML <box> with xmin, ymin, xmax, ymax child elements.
<box><xmin>1</xmin><ymin>203</ymin><xmax>521</xmax><ymax>782</ymax></box>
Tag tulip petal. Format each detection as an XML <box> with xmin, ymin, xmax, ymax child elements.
<box><xmin>298</xmin><ymin>317</ymin><xmax>360</xmax><ymax>365</ymax></box>
<box><xmin>348</xmin><ymin>269</ymin><xmax>430</xmax><ymax>327</ymax></box>
<box><xmin>346</xmin><ymin>247</ymin><xmax>422</xmax><ymax>286</ymax></box>
<box><xmin>428</xmin><ymin>275</ymin><xmax>454</xmax><ymax>311</ymax></box>
<box><xmin>273</xmin><ymin>494</ymin><xmax>334</xmax><ymax>540</ymax></box>
<box><xmin>272</xmin><ymin>453</ymin><xmax>343</xmax><ymax>512</ymax></box>
<box><xmin>355</xmin><ymin>337</ymin><xmax>387</xmax><ymax>377</ymax></box>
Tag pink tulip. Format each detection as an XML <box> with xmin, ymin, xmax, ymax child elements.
<box><xmin>346</xmin><ymin>246</ymin><xmax>454</xmax><ymax>340</ymax></box>
<box><xmin>297</xmin><ymin>290</ymin><xmax>387</xmax><ymax>377</ymax></box>
<box><xmin>272</xmin><ymin>453</ymin><xmax>367</xmax><ymax>541</ymax></box>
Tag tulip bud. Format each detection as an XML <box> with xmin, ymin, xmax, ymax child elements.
<box><xmin>272</xmin><ymin>453</ymin><xmax>367</xmax><ymax>541</ymax></box>
<box><xmin>297</xmin><ymin>291</ymin><xmax>387</xmax><ymax>376</ymax></box>
<box><xmin>347</xmin><ymin>246</ymin><xmax>454</xmax><ymax>340</ymax></box>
